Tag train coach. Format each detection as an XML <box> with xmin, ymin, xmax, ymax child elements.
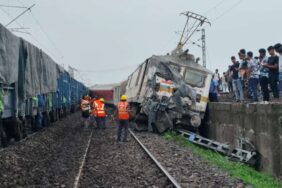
<box><xmin>0</xmin><ymin>24</ymin><xmax>87</xmax><ymax>147</ymax></box>
<box><xmin>115</xmin><ymin>51</ymin><xmax>213</xmax><ymax>133</ymax></box>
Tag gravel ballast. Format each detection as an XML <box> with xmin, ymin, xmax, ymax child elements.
<box><xmin>0</xmin><ymin>113</ymin><xmax>91</xmax><ymax>187</ymax></box>
<box><xmin>134</xmin><ymin>132</ymin><xmax>245</xmax><ymax>188</ymax></box>
<box><xmin>79</xmin><ymin>126</ymin><xmax>173</xmax><ymax>188</ymax></box>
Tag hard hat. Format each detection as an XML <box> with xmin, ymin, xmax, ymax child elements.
<box><xmin>100</xmin><ymin>98</ymin><xmax>105</xmax><ymax>102</ymax></box>
<box><xmin>121</xmin><ymin>95</ymin><xmax>127</xmax><ymax>101</ymax></box>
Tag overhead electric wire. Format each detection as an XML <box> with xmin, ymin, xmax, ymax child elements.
<box><xmin>29</xmin><ymin>34</ymin><xmax>59</xmax><ymax>59</ymax></box>
<box><xmin>211</xmin><ymin>0</ymin><xmax>244</xmax><ymax>22</ymax></box>
<box><xmin>0</xmin><ymin>1</ymin><xmax>59</xmax><ymax>58</ymax></box>
<box><xmin>5</xmin><ymin>4</ymin><xmax>35</xmax><ymax>27</ymax></box>
<box><xmin>28</xmin><ymin>10</ymin><xmax>64</xmax><ymax>59</ymax></box>
<box><xmin>0</xmin><ymin>5</ymin><xmax>23</xmax><ymax>27</ymax></box>
<box><xmin>0</xmin><ymin>4</ymin><xmax>27</xmax><ymax>9</ymax></box>
<box><xmin>204</xmin><ymin>0</ymin><xmax>226</xmax><ymax>16</ymax></box>
<box><xmin>16</xmin><ymin>0</ymin><xmax>64</xmax><ymax>60</ymax></box>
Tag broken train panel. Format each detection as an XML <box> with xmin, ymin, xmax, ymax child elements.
<box><xmin>125</xmin><ymin>54</ymin><xmax>212</xmax><ymax>133</ymax></box>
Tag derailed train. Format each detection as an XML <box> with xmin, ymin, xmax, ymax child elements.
<box><xmin>0</xmin><ymin>24</ymin><xmax>87</xmax><ymax>147</ymax></box>
<box><xmin>114</xmin><ymin>52</ymin><xmax>213</xmax><ymax>133</ymax></box>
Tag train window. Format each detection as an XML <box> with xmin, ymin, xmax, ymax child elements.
<box><xmin>184</xmin><ymin>69</ymin><xmax>206</xmax><ymax>88</ymax></box>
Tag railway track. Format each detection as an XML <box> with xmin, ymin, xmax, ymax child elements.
<box><xmin>129</xmin><ymin>129</ymin><xmax>182</xmax><ymax>188</ymax></box>
<box><xmin>134</xmin><ymin>132</ymin><xmax>245</xmax><ymax>187</ymax></box>
<box><xmin>0</xmin><ymin>115</ymin><xmax>243</xmax><ymax>187</ymax></box>
<box><xmin>78</xmin><ymin>126</ymin><xmax>180</xmax><ymax>187</ymax></box>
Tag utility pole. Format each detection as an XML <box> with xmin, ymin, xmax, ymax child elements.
<box><xmin>201</xmin><ymin>29</ymin><xmax>207</xmax><ymax>68</ymax></box>
<box><xmin>172</xmin><ymin>11</ymin><xmax>211</xmax><ymax>55</ymax></box>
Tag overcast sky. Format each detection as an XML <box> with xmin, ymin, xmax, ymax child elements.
<box><xmin>0</xmin><ymin>0</ymin><xmax>281</xmax><ymax>86</ymax></box>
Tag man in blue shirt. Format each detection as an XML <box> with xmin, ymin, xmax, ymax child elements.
<box><xmin>209</xmin><ymin>76</ymin><xmax>218</xmax><ymax>102</ymax></box>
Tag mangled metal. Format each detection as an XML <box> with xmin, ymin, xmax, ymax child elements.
<box><xmin>177</xmin><ymin>129</ymin><xmax>258</xmax><ymax>165</ymax></box>
<box><xmin>125</xmin><ymin>53</ymin><xmax>213</xmax><ymax>133</ymax></box>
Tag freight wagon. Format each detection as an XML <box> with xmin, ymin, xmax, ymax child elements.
<box><xmin>90</xmin><ymin>84</ymin><xmax>120</xmax><ymax>104</ymax></box>
<box><xmin>0</xmin><ymin>24</ymin><xmax>87</xmax><ymax>147</ymax></box>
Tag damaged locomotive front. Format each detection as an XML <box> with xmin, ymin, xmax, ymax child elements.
<box><xmin>124</xmin><ymin>53</ymin><xmax>213</xmax><ymax>133</ymax></box>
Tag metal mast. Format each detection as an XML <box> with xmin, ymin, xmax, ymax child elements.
<box><xmin>173</xmin><ymin>11</ymin><xmax>211</xmax><ymax>68</ymax></box>
<box><xmin>201</xmin><ymin>28</ymin><xmax>207</xmax><ymax>68</ymax></box>
<box><xmin>175</xmin><ymin>11</ymin><xmax>211</xmax><ymax>51</ymax></box>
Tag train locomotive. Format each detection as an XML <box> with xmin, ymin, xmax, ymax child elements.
<box><xmin>119</xmin><ymin>51</ymin><xmax>213</xmax><ymax>133</ymax></box>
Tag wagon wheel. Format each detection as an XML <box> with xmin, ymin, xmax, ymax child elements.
<box><xmin>20</xmin><ymin>117</ymin><xmax>27</xmax><ymax>138</ymax></box>
<box><xmin>30</xmin><ymin>116</ymin><xmax>37</xmax><ymax>132</ymax></box>
<box><xmin>0</xmin><ymin>119</ymin><xmax>8</xmax><ymax>147</ymax></box>
<box><xmin>70</xmin><ymin>104</ymin><xmax>75</xmax><ymax>113</ymax></box>
<box><xmin>13</xmin><ymin>117</ymin><xmax>23</xmax><ymax>142</ymax></box>
<box><xmin>49</xmin><ymin>110</ymin><xmax>55</xmax><ymax>123</ymax></box>
<box><xmin>43</xmin><ymin>112</ymin><xmax>51</xmax><ymax>127</ymax></box>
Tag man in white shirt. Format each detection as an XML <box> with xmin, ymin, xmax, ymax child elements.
<box><xmin>221</xmin><ymin>72</ymin><xmax>228</xmax><ymax>93</ymax></box>
<box><xmin>247</xmin><ymin>51</ymin><xmax>260</xmax><ymax>102</ymax></box>
<box><xmin>213</xmin><ymin>69</ymin><xmax>220</xmax><ymax>81</ymax></box>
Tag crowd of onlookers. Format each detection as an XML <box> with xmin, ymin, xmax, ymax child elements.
<box><xmin>209</xmin><ymin>43</ymin><xmax>282</xmax><ymax>103</ymax></box>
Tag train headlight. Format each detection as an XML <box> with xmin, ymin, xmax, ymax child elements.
<box><xmin>190</xmin><ymin>115</ymin><xmax>201</xmax><ymax>127</ymax></box>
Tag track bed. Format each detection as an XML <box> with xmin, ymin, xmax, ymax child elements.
<box><xmin>134</xmin><ymin>132</ymin><xmax>245</xmax><ymax>188</ymax></box>
<box><xmin>0</xmin><ymin>113</ymin><xmax>91</xmax><ymax>187</ymax></box>
<box><xmin>79</xmin><ymin>126</ymin><xmax>174</xmax><ymax>187</ymax></box>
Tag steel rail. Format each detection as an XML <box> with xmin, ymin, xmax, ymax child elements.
<box><xmin>129</xmin><ymin>130</ymin><xmax>182</xmax><ymax>188</ymax></box>
<box><xmin>73</xmin><ymin>130</ymin><xmax>93</xmax><ymax>188</ymax></box>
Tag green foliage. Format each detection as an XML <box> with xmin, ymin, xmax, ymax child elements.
<box><xmin>163</xmin><ymin>132</ymin><xmax>282</xmax><ymax>188</ymax></box>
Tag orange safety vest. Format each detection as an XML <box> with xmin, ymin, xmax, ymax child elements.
<box><xmin>94</xmin><ymin>100</ymin><xmax>106</xmax><ymax>117</ymax></box>
<box><xmin>92</xmin><ymin>99</ymin><xmax>99</xmax><ymax>116</ymax></box>
<box><xmin>117</xmin><ymin>101</ymin><xmax>129</xmax><ymax>120</ymax></box>
<box><xmin>80</xmin><ymin>99</ymin><xmax>90</xmax><ymax>112</ymax></box>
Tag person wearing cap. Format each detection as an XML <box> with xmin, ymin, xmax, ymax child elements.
<box><xmin>94</xmin><ymin>98</ymin><xmax>106</xmax><ymax>129</ymax></box>
<box><xmin>115</xmin><ymin>95</ymin><xmax>130</xmax><ymax>142</ymax></box>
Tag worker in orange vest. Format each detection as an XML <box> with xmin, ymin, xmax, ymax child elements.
<box><xmin>115</xmin><ymin>95</ymin><xmax>130</xmax><ymax>142</ymax></box>
<box><xmin>94</xmin><ymin>98</ymin><xmax>106</xmax><ymax>129</ymax></box>
<box><xmin>80</xmin><ymin>95</ymin><xmax>90</xmax><ymax>128</ymax></box>
<box><xmin>91</xmin><ymin>96</ymin><xmax>99</xmax><ymax>127</ymax></box>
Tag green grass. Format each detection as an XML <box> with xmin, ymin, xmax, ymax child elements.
<box><xmin>163</xmin><ymin>131</ymin><xmax>282</xmax><ymax>188</ymax></box>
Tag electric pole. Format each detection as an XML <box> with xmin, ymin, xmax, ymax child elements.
<box><xmin>201</xmin><ymin>29</ymin><xmax>207</xmax><ymax>68</ymax></box>
<box><xmin>172</xmin><ymin>11</ymin><xmax>211</xmax><ymax>56</ymax></box>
